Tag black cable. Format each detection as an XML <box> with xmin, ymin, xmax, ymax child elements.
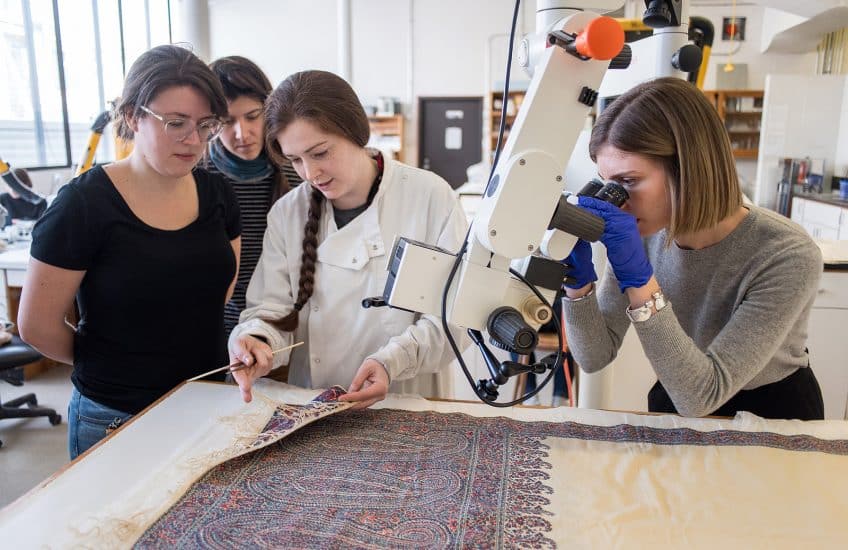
<box><xmin>489</xmin><ymin>0</ymin><xmax>521</xmax><ymax>182</ymax></box>
<box><xmin>438</xmin><ymin>0</ymin><xmax>563</xmax><ymax>407</ymax></box>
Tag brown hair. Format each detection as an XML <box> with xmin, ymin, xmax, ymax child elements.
<box><xmin>209</xmin><ymin>55</ymin><xmax>289</xmax><ymax>202</ymax></box>
<box><xmin>12</xmin><ymin>168</ymin><xmax>33</xmax><ymax>188</ymax></box>
<box><xmin>113</xmin><ymin>45</ymin><xmax>227</xmax><ymax>141</ymax></box>
<box><xmin>589</xmin><ymin>77</ymin><xmax>742</xmax><ymax>239</ymax></box>
<box><xmin>263</xmin><ymin>70</ymin><xmax>370</xmax><ymax>331</ymax></box>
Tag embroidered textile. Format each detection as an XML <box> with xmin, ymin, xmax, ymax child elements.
<box><xmin>136</xmin><ymin>406</ymin><xmax>848</xmax><ymax>548</ymax></box>
<box><xmin>5</xmin><ymin>382</ymin><xmax>848</xmax><ymax>548</ymax></box>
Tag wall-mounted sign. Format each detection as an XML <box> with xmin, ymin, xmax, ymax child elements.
<box><xmin>722</xmin><ymin>17</ymin><xmax>745</xmax><ymax>41</ymax></box>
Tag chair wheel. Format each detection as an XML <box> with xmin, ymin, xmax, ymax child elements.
<box><xmin>49</xmin><ymin>414</ymin><xmax>62</xmax><ymax>426</ymax></box>
<box><xmin>27</xmin><ymin>396</ymin><xmax>38</xmax><ymax>406</ymax></box>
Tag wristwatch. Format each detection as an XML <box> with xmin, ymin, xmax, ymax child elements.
<box><xmin>625</xmin><ymin>291</ymin><xmax>667</xmax><ymax>323</ymax></box>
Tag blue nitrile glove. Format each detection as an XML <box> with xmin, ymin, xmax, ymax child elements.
<box><xmin>561</xmin><ymin>239</ymin><xmax>597</xmax><ymax>289</ymax></box>
<box><xmin>577</xmin><ymin>196</ymin><xmax>653</xmax><ymax>292</ymax></box>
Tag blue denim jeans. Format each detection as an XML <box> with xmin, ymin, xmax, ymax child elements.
<box><xmin>68</xmin><ymin>387</ymin><xmax>133</xmax><ymax>459</ymax></box>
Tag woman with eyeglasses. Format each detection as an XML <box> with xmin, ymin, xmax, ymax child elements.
<box><xmin>18</xmin><ymin>45</ymin><xmax>242</xmax><ymax>458</ymax></box>
<box><xmin>202</xmin><ymin>56</ymin><xmax>290</xmax><ymax>341</ymax></box>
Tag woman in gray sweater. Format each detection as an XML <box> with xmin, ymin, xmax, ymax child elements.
<box><xmin>562</xmin><ymin>77</ymin><xmax>824</xmax><ymax>420</ymax></box>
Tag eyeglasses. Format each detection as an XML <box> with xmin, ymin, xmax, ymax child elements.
<box><xmin>139</xmin><ymin>105</ymin><xmax>223</xmax><ymax>143</ymax></box>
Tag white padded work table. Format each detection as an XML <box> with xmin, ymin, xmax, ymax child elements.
<box><xmin>1</xmin><ymin>380</ymin><xmax>847</xmax><ymax>548</ymax></box>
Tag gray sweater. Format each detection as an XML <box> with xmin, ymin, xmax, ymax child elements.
<box><xmin>563</xmin><ymin>206</ymin><xmax>823</xmax><ymax>417</ymax></box>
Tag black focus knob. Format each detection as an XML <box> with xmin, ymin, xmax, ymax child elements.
<box><xmin>608</xmin><ymin>44</ymin><xmax>632</xmax><ymax>70</ymax></box>
<box><xmin>672</xmin><ymin>44</ymin><xmax>703</xmax><ymax>73</ymax></box>
<box><xmin>487</xmin><ymin>306</ymin><xmax>538</xmax><ymax>355</ymax></box>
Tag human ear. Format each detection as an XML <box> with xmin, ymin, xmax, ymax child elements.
<box><xmin>125</xmin><ymin>107</ymin><xmax>140</xmax><ymax>134</ymax></box>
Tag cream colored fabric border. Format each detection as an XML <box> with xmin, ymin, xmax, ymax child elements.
<box><xmin>257</xmin><ymin>379</ymin><xmax>848</xmax><ymax>439</ymax></box>
<box><xmin>1</xmin><ymin>380</ymin><xmax>846</xmax><ymax>548</ymax></box>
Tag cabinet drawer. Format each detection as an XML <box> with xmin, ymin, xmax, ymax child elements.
<box><xmin>790</xmin><ymin>198</ymin><xmax>805</xmax><ymax>222</ymax></box>
<box><xmin>803</xmin><ymin>200</ymin><xmax>842</xmax><ymax>230</ymax></box>
<box><xmin>813</xmin><ymin>271</ymin><xmax>848</xmax><ymax>309</ymax></box>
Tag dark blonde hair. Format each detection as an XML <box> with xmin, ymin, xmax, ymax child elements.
<box><xmin>209</xmin><ymin>55</ymin><xmax>288</xmax><ymax>201</ymax></box>
<box><xmin>263</xmin><ymin>70</ymin><xmax>370</xmax><ymax>332</ymax></box>
<box><xmin>589</xmin><ymin>77</ymin><xmax>742</xmax><ymax>238</ymax></box>
<box><xmin>113</xmin><ymin>45</ymin><xmax>227</xmax><ymax>141</ymax></box>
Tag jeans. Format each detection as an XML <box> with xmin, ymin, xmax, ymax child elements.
<box><xmin>68</xmin><ymin>387</ymin><xmax>133</xmax><ymax>459</ymax></box>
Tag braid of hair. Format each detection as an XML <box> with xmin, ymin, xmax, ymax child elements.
<box><xmin>271</xmin><ymin>187</ymin><xmax>324</xmax><ymax>332</ymax></box>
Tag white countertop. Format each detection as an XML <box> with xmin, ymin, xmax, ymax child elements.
<box><xmin>0</xmin><ymin>243</ymin><xmax>30</xmax><ymax>271</ymax></box>
<box><xmin>817</xmin><ymin>239</ymin><xmax>848</xmax><ymax>265</ymax></box>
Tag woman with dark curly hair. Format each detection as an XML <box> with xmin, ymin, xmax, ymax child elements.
<box><xmin>203</xmin><ymin>56</ymin><xmax>291</xmax><ymax>339</ymax></box>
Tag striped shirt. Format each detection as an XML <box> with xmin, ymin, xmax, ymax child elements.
<box><xmin>201</xmin><ymin>160</ymin><xmax>278</xmax><ymax>337</ymax></box>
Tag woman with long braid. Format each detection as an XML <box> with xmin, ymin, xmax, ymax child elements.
<box><xmin>228</xmin><ymin>70</ymin><xmax>467</xmax><ymax>408</ymax></box>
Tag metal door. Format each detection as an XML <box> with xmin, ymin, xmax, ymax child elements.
<box><xmin>418</xmin><ymin>97</ymin><xmax>483</xmax><ymax>189</ymax></box>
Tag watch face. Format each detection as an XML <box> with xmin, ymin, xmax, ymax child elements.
<box><xmin>626</xmin><ymin>305</ymin><xmax>652</xmax><ymax>323</ymax></box>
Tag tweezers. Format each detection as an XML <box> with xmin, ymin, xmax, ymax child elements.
<box><xmin>186</xmin><ymin>341</ymin><xmax>304</xmax><ymax>382</ymax></box>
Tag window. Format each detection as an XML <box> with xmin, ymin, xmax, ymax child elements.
<box><xmin>0</xmin><ymin>0</ymin><xmax>172</xmax><ymax>169</ymax></box>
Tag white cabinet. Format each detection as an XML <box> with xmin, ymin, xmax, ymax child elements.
<box><xmin>790</xmin><ymin>197</ymin><xmax>848</xmax><ymax>240</ymax></box>
<box><xmin>841</xmin><ymin>208</ymin><xmax>848</xmax><ymax>238</ymax></box>
<box><xmin>808</xmin><ymin>271</ymin><xmax>848</xmax><ymax>419</ymax></box>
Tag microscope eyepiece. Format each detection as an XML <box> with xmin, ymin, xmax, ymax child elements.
<box><xmin>594</xmin><ymin>180</ymin><xmax>628</xmax><ymax>207</ymax></box>
<box><xmin>578</xmin><ymin>178</ymin><xmax>629</xmax><ymax>207</ymax></box>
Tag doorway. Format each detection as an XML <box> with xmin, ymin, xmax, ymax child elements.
<box><xmin>418</xmin><ymin>97</ymin><xmax>483</xmax><ymax>189</ymax></box>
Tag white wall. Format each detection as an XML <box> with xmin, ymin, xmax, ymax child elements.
<box><xmin>171</xmin><ymin>0</ymin><xmax>212</xmax><ymax>61</ymax></box>
<box><xmin>205</xmin><ymin>0</ymin><xmax>539</xmax><ymax>164</ymax></box>
<box><xmin>760</xmin><ymin>7</ymin><xmax>807</xmax><ymax>53</ymax></box>
<box><xmin>835</xmin><ymin>82</ymin><xmax>848</xmax><ymax>179</ymax></box>
<box><xmin>350</xmin><ymin>0</ymin><xmax>410</xmax><ymax>105</ymax></box>
<box><xmin>753</xmin><ymin>74</ymin><xmax>847</xmax><ymax>209</ymax></box>
<box><xmin>208</xmin><ymin>0</ymin><xmax>338</xmax><ymax>80</ymax></box>
<box><xmin>202</xmin><ymin>2</ymin><xmax>826</xmax><ymax>168</ymax></box>
<box><xmin>690</xmin><ymin>4</ymin><xmax>818</xmax><ymax>90</ymax></box>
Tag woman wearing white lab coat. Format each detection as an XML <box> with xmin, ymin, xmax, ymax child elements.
<box><xmin>228</xmin><ymin>70</ymin><xmax>467</xmax><ymax>409</ymax></box>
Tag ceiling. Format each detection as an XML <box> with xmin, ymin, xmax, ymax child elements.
<box><xmin>690</xmin><ymin>0</ymin><xmax>847</xmax><ymax>18</ymax></box>
<box><xmin>690</xmin><ymin>0</ymin><xmax>848</xmax><ymax>53</ymax></box>
<box><xmin>753</xmin><ymin>1</ymin><xmax>848</xmax><ymax>19</ymax></box>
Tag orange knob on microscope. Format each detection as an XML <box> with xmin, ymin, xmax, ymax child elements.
<box><xmin>574</xmin><ymin>16</ymin><xmax>625</xmax><ymax>61</ymax></box>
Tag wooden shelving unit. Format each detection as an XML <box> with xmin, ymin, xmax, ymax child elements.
<box><xmin>368</xmin><ymin>114</ymin><xmax>404</xmax><ymax>160</ymax></box>
<box><xmin>703</xmin><ymin>89</ymin><xmax>764</xmax><ymax>159</ymax></box>
<box><xmin>488</xmin><ymin>90</ymin><xmax>526</xmax><ymax>154</ymax></box>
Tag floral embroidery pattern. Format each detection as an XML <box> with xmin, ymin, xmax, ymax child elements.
<box><xmin>137</xmin><ymin>408</ymin><xmax>848</xmax><ymax>548</ymax></box>
<box><xmin>245</xmin><ymin>385</ymin><xmax>349</xmax><ymax>450</ymax></box>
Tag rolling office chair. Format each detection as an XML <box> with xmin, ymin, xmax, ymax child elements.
<box><xmin>0</xmin><ymin>335</ymin><xmax>61</xmax><ymax>449</ymax></box>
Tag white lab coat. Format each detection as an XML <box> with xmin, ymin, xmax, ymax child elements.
<box><xmin>230</xmin><ymin>158</ymin><xmax>468</xmax><ymax>398</ymax></box>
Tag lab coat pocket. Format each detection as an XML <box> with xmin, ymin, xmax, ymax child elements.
<box><xmin>317</xmin><ymin>234</ymin><xmax>370</xmax><ymax>271</ymax></box>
